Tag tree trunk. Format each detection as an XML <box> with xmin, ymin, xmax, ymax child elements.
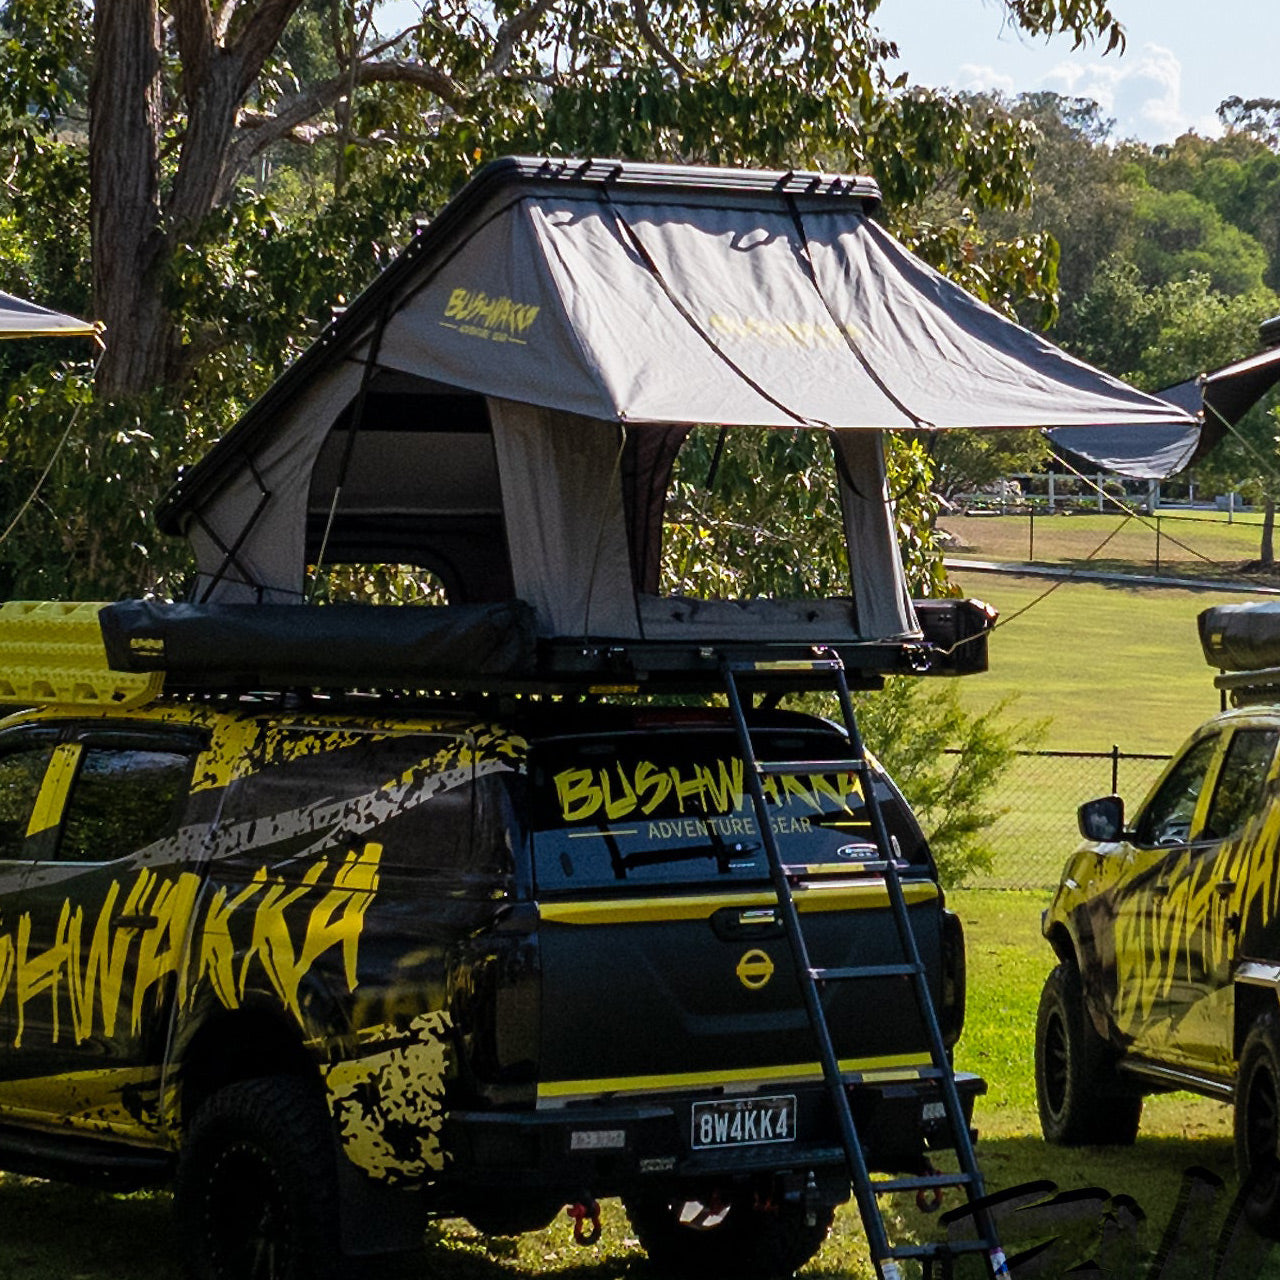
<box><xmin>90</xmin><ymin>0</ymin><xmax>170</xmax><ymax>397</ymax></box>
<box><xmin>1263</xmin><ymin>497</ymin><xmax>1276</xmax><ymax>568</ymax></box>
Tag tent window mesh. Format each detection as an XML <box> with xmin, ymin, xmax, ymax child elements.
<box><xmin>661</xmin><ymin>427</ymin><xmax>851</xmax><ymax>599</ymax></box>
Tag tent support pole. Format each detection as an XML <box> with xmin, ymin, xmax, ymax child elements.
<box><xmin>309</xmin><ymin>305</ymin><xmax>393</xmax><ymax>597</ymax></box>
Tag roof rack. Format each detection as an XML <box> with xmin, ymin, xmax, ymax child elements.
<box><xmin>1213</xmin><ymin>667</ymin><xmax>1280</xmax><ymax>707</ymax></box>
<box><xmin>0</xmin><ymin>597</ymin><xmax>994</xmax><ymax>712</ymax></box>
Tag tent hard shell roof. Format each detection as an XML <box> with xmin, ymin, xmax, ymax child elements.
<box><xmin>0</xmin><ymin>291</ymin><xmax>97</xmax><ymax>339</ymax></box>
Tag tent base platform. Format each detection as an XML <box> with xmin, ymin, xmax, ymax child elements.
<box><xmin>0</xmin><ymin>597</ymin><xmax>994</xmax><ymax>711</ymax></box>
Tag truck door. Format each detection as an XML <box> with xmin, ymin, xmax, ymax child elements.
<box><xmin>0</xmin><ymin>725</ymin><xmax>61</xmax><ymax>1074</ymax></box>
<box><xmin>10</xmin><ymin>724</ymin><xmax>205</xmax><ymax>1141</ymax></box>
<box><xmin>1172</xmin><ymin>724</ymin><xmax>1280</xmax><ymax>1071</ymax></box>
<box><xmin>1112</xmin><ymin>732</ymin><xmax>1221</xmax><ymax>1062</ymax></box>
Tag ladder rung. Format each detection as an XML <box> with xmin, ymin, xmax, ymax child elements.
<box><xmin>875</xmin><ymin>1172</ymin><xmax>977</xmax><ymax>1194</ymax></box>
<box><xmin>810</xmin><ymin>963</ymin><xmax>921</xmax><ymax>982</ymax></box>
<box><xmin>755</xmin><ymin>758</ymin><xmax>867</xmax><ymax>776</ymax></box>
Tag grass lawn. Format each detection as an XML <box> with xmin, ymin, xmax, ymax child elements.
<box><xmin>945</xmin><ymin>572</ymin><xmax>1262</xmax><ymax>753</ymax></box>
<box><xmin>941</xmin><ymin>512</ymin><xmax>1271</xmax><ymax>581</ymax></box>
<box><xmin>1</xmin><ymin>891</ymin><xmax>1271</xmax><ymax>1279</ymax></box>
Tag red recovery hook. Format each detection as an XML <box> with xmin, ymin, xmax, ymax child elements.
<box><xmin>567</xmin><ymin>1198</ymin><xmax>602</xmax><ymax>1246</ymax></box>
<box><xmin>916</xmin><ymin>1163</ymin><xmax>944</xmax><ymax>1214</ymax></box>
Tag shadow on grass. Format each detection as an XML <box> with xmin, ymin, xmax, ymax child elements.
<box><xmin>1</xmin><ymin>1134</ymin><xmax>1274</xmax><ymax>1280</ymax></box>
<box><xmin>0</xmin><ymin>1176</ymin><xmax>175</xmax><ymax>1279</ymax></box>
<box><xmin>805</xmin><ymin>1132</ymin><xmax>1280</xmax><ymax>1280</ymax></box>
<box><xmin>0</xmin><ymin>1173</ymin><xmax>653</xmax><ymax>1280</ymax></box>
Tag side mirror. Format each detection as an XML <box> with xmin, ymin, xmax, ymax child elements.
<box><xmin>1078</xmin><ymin>795</ymin><xmax>1126</xmax><ymax>842</ymax></box>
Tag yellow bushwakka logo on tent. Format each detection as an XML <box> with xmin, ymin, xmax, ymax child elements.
<box><xmin>441</xmin><ymin>287</ymin><xmax>540</xmax><ymax>344</ymax></box>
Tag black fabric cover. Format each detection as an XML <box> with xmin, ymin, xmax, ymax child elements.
<box><xmin>99</xmin><ymin>599</ymin><xmax>538</xmax><ymax>685</ymax></box>
<box><xmin>1199</xmin><ymin>602</ymin><xmax>1280</xmax><ymax>672</ymax></box>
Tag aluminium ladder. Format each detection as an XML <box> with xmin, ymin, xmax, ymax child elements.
<box><xmin>721</xmin><ymin>655</ymin><xmax>1008</xmax><ymax>1280</ymax></box>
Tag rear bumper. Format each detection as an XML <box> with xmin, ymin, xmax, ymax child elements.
<box><xmin>443</xmin><ymin>1072</ymin><xmax>986</xmax><ymax>1198</ymax></box>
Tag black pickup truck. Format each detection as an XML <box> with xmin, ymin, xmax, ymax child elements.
<box><xmin>0</xmin><ymin>693</ymin><xmax>977</xmax><ymax>1280</ymax></box>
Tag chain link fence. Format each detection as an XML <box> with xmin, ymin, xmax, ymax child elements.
<box><xmin>954</xmin><ymin>747</ymin><xmax>1173</xmax><ymax>890</ymax></box>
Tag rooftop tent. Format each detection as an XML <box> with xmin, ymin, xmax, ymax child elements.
<box><xmin>0</xmin><ymin>291</ymin><xmax>98</xmax><ymax>339</ymax></box>
<box><xmin>157</xmin><ymin>156</ymin><xmax>1195</xmax><ymax>655</ymax></box>
<box><xmin>1048</xmin><ymin>317</ymin><xmax>1280</xmax><ymax>480</ymax></box>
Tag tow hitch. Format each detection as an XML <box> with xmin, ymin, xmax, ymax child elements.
<box><xmin>567</xmin><ymin>1197</ymin><xmax>602</xmax><ymax>1246</ymax></box>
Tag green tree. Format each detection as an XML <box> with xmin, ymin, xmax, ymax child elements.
<box><xmin>1129</xmin><ymin>188</ymin><xmax>1268</xmax><ymax>297</ymax></box>
<box><xmin>0</xmin><ymin>0</ymin><xmax>1131</xmax><ymax>597</ymax></box>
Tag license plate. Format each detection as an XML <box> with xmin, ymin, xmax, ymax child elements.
<box><xmin>691</xmin><ymin>1095</ymin><xmax>796</xmax><ymax>1149</ymax></box>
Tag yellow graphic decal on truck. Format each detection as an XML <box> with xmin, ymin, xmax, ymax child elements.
<box><xmin>553</xmin><ymin>756</ymin><xmax>861</xmax><ymax>824</ymax></box>
<box><xmin>324</xmin><ymin>1011</ymin><xmax>451</xmax><ymax>1182</ymax></box>
<box><xmin>1</xmin><ymin>844</ymin><xmax>381</xmax><ymax>1047</ymax></box>
<box><xmin>0</xmin><ymin>1064</ymin><xmax>172</xmax><ymax>1142</ymax></box>
<box><xmin>1100</xmin><ymin>794</ymin><xmax>1280</xmax><ymax>1048</ymax></box>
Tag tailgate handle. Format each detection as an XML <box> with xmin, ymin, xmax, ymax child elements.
<box><xmin>710</xmin><ymin>906</ymin><xmax>784</xmax><ymax>941</ymax></box>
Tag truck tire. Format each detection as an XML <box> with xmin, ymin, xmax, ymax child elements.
<box><xmin>1035</xmin><ymin>963</ymin><xmax>1141</xmax><ymax>1146</ymax></box>
<box><xmin>1236</xmin><ymin>1011</ymin><xmax>1280</xmax><ymax>1237</ymax></box>
<box><xmin>175</xmin><ymin>1076</ymin><xmax>343</xmax><ymax>1280</ymax></box>
<box><xmin>623</xmin><ymin>1187</ymin><xmax>834</xmax><ymax>1280</ymax></box>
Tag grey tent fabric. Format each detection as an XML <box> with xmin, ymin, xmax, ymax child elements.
<box><xmin>1049</xmin><ymin>343</ymin><xmax>1280</xmax><ymax>479</ymax></box>
<box><xmin>158</xmin><ymin>158</ymin><xmax>1200</xmax><ymax>634</ymax></box>
<box><xmin>187</xmin><ymin>360</ymin><xmax>366</xmax><ymax>601</ymax></box>
<box><xmin>832</xmin><ymin>430</ymin><xmax>917</xmax><ymax>639</ymax></box>
<box><xmin>372</xmin><ymin>189</ymin><xmax>1195</xmax><ymax>430</ymax></box>
<box><xmin>1049</xmin><ymin>380</ymin><xmax>1204</xmax><ymax>479</ymax></box>
<box><xmin>488</xmin><ymin>399</ymin><xmax>639</xmax><ymax>637</ymax></box>
<box><xmin>0</xmin><ymin>291</ymin><xmax>97</xmax><ymax>339</ymax></box>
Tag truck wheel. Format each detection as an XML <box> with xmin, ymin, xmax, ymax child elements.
<box><xmin>175</xmin><ymin>1076</ymin><xmax>343</xmax><ymax>1280</ymax></box>
<box><xmin>1236</xmin><ymin>1012</ymin><xmax>1280</xmax><ymax>1237</ymax></box>
<box><xmin>1035</xmin><ymin>963</ymin><xmax>1141</xmax><ymax>1146</ymax></box>
<box><xmin>623</xmin><ymin>1187</ymin><xmax>834</xmax><ymax>1280</ymax></box>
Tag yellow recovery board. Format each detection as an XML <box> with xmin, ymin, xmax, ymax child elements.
<box><xmin>0</xmin><ymin>601</ymin><xmax>163</xmax><ymax>710</ymax></box>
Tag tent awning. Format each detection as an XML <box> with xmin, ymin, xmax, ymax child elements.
<box><xmin>1048</xmin><ymin>342</ymin><xmax>1280</xmax><ymax>480</ymax></box>
<box><xmin>159</xmin><ymin>156</ymin><xmax>1194</xmax><ymax>531</ymax></box>
<box><xmin>0</xmin><ymin>290</ymin><xmax>98</xmax><ymax>339</ymax></box>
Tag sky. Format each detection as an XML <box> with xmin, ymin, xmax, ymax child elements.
<box><xmin>880</xmin><ymin>0</ymin><xmax>1279</xmax><ymax>146</ymax></box>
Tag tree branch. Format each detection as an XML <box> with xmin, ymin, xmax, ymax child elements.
<box><xmin>484</xmin><ymin>0</ymin><xmax>558</xmax><ymax>78</ymax></box>
<box><xmin>628</xmin><ymin>0</ymin><xmax>690</xmax><ymax>77</ymax></box>
<box><xmin>222</xmin><ymin>57</ymin><xmax>462</xmax><ymax>195</ymax></box>
<box><xmin>171</xmin><ymin>0</ymin><xmax>216</xmax><ymax>91</ymax></box>
<box><xmin>226</xmin><ymin>0</ymin><xmax>306</xmax><ymax>98</ymax></box>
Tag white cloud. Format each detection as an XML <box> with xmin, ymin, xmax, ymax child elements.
<box><xmin>1040</xmin><ymin>43</ymin><xmax>1220</xmax><ymax>142</ymax></box>
<box><xmin>956</xmin><ymin>63</ymin><xmax>1018</xmax><ymax>97</ymax></box>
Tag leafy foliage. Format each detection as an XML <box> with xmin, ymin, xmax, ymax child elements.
<box><xmin>0</xmin><ymin>363</ymin><xmax>192</xmax><ymax>599</ymax></box>
<box><xmin>662</xmin><ymin>426</ymin><xmax>951</xmax><ymax>603</ymax></box>
<box><xmin>855</xmin><ymin>678</ymin><xmax>1044</xmax><ymax>887</ymax></box>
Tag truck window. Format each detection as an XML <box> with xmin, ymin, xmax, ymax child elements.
<box><xmin>0</xmin><ymin>746</ymin><xmax>55</xmax><ymax>860</ymax></box>
<box><xmin>224</xmin><ymin>730</ymin><xmax>491</xmax><ymax>874</ymax></box>
<box><xmin>1135</xmin><ymin>735</ymin><xmax>1218</xmax><ymax>848</ymax></box>
<box><xmin>1202</xmin><ymin>728</ymin><xmax>1280</xmax><ymax>842</ymax></box>
<box><xmin>530</xmin><ymin>728</ymin><xmax>926</xmax><ymax>891</ymax></box>
<box><xmin>55</xmin><ymin>748</ymin><xmax>191</xmax><ymax>863</ymax></box>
